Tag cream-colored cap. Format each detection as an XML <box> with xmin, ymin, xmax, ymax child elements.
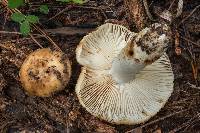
<box><xmin>75</xmin><ymin>23</ymin><xmax>174</xmax><ymax>124</ymax></box>
<box><xmin>20</xmin><ymin>48</ymin><xmax>71</xmax><ymax>97</ymax></box>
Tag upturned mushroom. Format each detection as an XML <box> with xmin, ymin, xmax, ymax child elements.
<box><xmin>20</xmin><ymin>48</ymin><xmax>71</xmax><ymax>97</ymax></box>
<box><xmin>75</xmin><ymin>23</ymin><xmax>174</xmax><ymax>124</ymax></box>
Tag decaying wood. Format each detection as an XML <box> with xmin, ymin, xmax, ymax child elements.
<box><xmin>124</xmin><ymin>0</ymin><xmax>147</xmax><ymax>30</ymax></box>
<box><xmin>45</xmin><ymin>27</ymin><xmax>94</xmax><ymax>36</ymax></box>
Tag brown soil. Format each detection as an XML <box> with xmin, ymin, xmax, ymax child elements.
<box><xmin>0</xmin><ymin>0</ymin><xmax>200</xmax><ymax>132</ymax></box>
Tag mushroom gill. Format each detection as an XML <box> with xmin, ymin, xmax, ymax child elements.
<box><xmin>75</xmin><ymin>23</ymin><xmax>174</xmax><ymax>124</ymax></box>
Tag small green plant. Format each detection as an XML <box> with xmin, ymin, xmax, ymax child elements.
<box><xmin>8</xmin><ymin>0</ymin><xmax>39</xmax><ymax>36</ymax></box>
<box><xmin>39</xmin><ymin>5</ymin><xmax>49</xmax><ymax>14</ymax></box>
<box><xmin>8</xmin><ymin>0</ymin><xmax>85</xmax><ymax>36</ymax></box>
<box><xmin>11</xmin><ymin>13</ymin><xmax>39</xmax><ymax>36</ymax></box>
<box><xmin>8</xmin><ymin>0</ymin><xmax>24</xmax><ymax>9</ymax></box>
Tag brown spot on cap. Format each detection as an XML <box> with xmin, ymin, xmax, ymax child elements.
<box><xmin>125</xmin><ymin>41</ymin><xmax>135</xmax><ymax>58</ymax></box>
<box><xmin>144</xmin><ymin>54</ymin><xmax>161</xmax><ymax>65</ymax></box>
<box><xmin>134</xmin><ymin>58</ymin><xmax>140</xmax><ymax>63</ymax></box>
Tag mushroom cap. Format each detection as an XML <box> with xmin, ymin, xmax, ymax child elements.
<box><xmin>76</xmin><ymin>54</ymin><xmax>174</xmax><ymax>124</ymax></box>
<box><xmin>20</xmin><ymin>48</ymin><xmax>71</xmax><ymax>97</ymax></box>
<box><xmin>76</xmin><ymin>23</ymin><xmax>136</xmax><ymax>70</ymax></box>
<box><xmin>75</xmin><ymin>23</ymin><xmax>174</xmax><ymax>124</ymax></box>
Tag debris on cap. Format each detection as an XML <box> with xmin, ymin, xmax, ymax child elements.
<box><xmin>20</xmin><ymin>48</ymin><xmax>71</xmax><ymax>97</ymax></box>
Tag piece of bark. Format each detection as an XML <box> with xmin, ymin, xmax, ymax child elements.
<box><xmin>124</xmin><ymin>0</ymin><xmax>147</xmax><ymax>30</ymax></box>
<box><xmin>45</xmin><ymin>27</ymin><xmax>94</xmax><ymax>36</ymax></box>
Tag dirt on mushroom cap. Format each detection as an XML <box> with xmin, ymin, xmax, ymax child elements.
<box><xmin>19</xmin><ymin>48</ymin><xmax>71</xmax><ymax>97</ymax></box>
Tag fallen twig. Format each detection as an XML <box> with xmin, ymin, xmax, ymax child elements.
<box><xmin>47</xmin><ymin>5</ymin><xmax>74</xmax><ymax>21</ymax></box>
<box><xmin>45</xmin><ymin>27</ymin><xmax>94</xmax><ymax>35</ymax></box>
<box><xmin>183</xmin><ymin>113</ymin><xmax>200</xmax><ymax>132</ymax></box>
<box><xmin>176</xmin><ymin>0</ymin><xmax>183</xmax><ymax>18</ymax></box>
<box><xmin>179</xmin><ymin>4</ymin><xmax>200</xmax><ymax>26</ymax></box>
<box><xmin>143</xmin><ymin>0</ymin><xmax>155</xmax><ymax>21</ymax></box>
<box><xmin>0</xmin><ymin>31</ymin><xmax>22</xmax><ymax>35</ymax></box>
<box><xmin>168</xmin><ymin>0</ymin><xmax>176</xmax><ymax>11</ymax></box>
<box><xmin>29</xmin><ymin>34</ymin><xmax>43</xmax><ymax>48</ymax></box>
<box><xmin>180</xmin><ymin>36</ymin><xmax>200</xmax><ymax>47</ymax></box>
<box><xmin>126</xmin><ymin>109</ymin><xmax>189</xmax><ymax>133</ymax></box>
<box><xmin>169</xmin><ymin>113</ymin><xmax>200</xmax><ymax>133</ymax></box>
<box><xmin>186</xmin><ymin>82</ymin><xmax>200</xmax><ymax>90</ymax></box>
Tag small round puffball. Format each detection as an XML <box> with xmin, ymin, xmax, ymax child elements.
<box><xmin>19</xmin><ymin>48</ymin><xmax>71</xmax><ymax>97</ymax></box>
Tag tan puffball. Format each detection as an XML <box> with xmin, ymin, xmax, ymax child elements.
<box><xmin>19</xmin><ymin>48</ymin><xmax>71</xmax><ymax>97</ymax></box>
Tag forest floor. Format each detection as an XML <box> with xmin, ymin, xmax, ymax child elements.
<box><xmin>0</xmin><ymin>0</ymin><xmax>200</xmax><ymax>132</ymax></box>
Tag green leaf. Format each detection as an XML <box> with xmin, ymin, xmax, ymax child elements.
<box><xmin>26</xmin><ymin>15</ymin><xmax>39</xmax><ymax>24</ymax></box>
<box><xmin>20</xmin><ymin>21</ymin><xmax>30</xmax><ymax>36</ymax></box>
<box><xmin>8</xmin><ymin>0</ymin><xmax>24</xmax><ymax>9</ymax></box>
<box><xmin>11</xmin><ymin>12</ymin><xmax>25</xmax><ymax>23</ymax></box>
<box><xmin>39</xmin><ymin>5</ymin><xmax>49</xmax><ymax>14</ymax></box>
<box><xmin>56</xmin><ymin>0</ymin><xmax>70</xmax><ymax>2</ymax></box>
<box><xmin>72</xmin><ymin>0</ymin><xmax>85</xmax><ymax>4</ymax></box>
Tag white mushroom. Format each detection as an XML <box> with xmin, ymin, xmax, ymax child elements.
<box><xmin>76</xmin><ymin>23</ymin><xmax>174</xmax><ymax>124</ymax></box>
<box><xmin>76</xmin><ymin>23</ymin><xmax>136</xmax><ymax>70</ymax></box>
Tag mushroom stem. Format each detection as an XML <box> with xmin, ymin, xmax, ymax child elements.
<box><xmin>110</xmin><ymin>43</ymin><xmax>146</xmax><ymax>84</ymax></box>
<box><xmin>110</xmin><ymin>59</ymin><xmax>145</xmax><ymax>84</ymax></box>
<box><xmin>110</xmin><ymin>23</ymin><xmax>171</xmax><ymax>84</ymax></box>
